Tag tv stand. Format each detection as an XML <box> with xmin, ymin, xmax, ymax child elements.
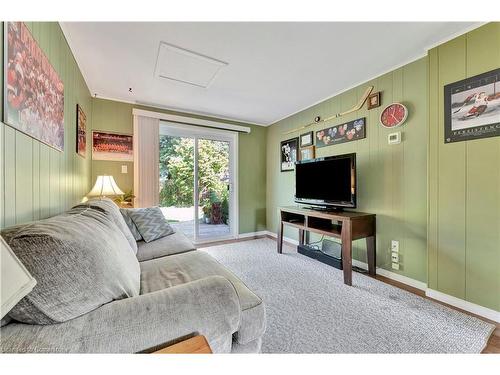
<box><xmin>277</xmin><ymin>206</ymin><xmax>376</xmax><ymax>286</ymax></box>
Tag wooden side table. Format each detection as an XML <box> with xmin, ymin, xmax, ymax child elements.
<box><xmin>153</xmin><ymin>335</ymin><xmax>212</xmax><ymax>354</ymax></box>
<box><xmin>278</xmin><ymin>206</ymin><xmax>376</xmax><ymax>286</ymax></box>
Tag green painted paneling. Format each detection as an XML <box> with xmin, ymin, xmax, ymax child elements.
<box><xmin>32</xmin><ymin>141</ymin><xmax>40</xmax><ymax>221</ymax></box>
<box><xmin>15</xmin><ymin>133</ymin><xmax>33</xmax><ymax>223</ymax></box>
<box><xmin>428</xmin><ymin>23</ymin><xmax>500</xmax><ymax>311</ymax></box>
<box><xmin>4</xmin><ymin>126</ymin><xmax>16</xmax><ymax>227</ymax></box>
<box><xmin>427</xmin><ymin>48</ymin><xmax>439</xmax><ymax>291</ymax></box>
<box><xmin>437</xmin><ymin>36</ymin><xmax>467</xmax><ymax>299</ymax></box>
<box><xmin>91</xmin><ymin>98</ymin><xmax>267</xmax><ymax>234</ymax></box>
<box><xmin>266</xmin><ymin>58</ymin><xmax>428</xmax><ymax>282</ymax></box>
<box><xmin>0</xmin><ymin>22</ymin><xmax>92</xmax><ymax>229</ymax></box>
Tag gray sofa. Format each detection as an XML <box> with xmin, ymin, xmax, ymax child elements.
<box><xmin>0</xmin><ymin>200</ymin><xmax>266</xmax><ymax>353</ymax></box>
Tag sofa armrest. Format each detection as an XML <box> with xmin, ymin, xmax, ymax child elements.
<box><xmin>0</xmin><ymin>276</ymin><xmax>241</xmax><ymax>353</ymax></box>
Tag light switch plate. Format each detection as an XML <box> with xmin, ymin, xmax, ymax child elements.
<box><xmin>121</xmin><ymin>165</ymin><xmax>128</xmax><ymax>174</ymax></box>
<box><xmin>391</xmin><ymin>240</ymin><xmax>399</xmax><ymax>253</ymax></box>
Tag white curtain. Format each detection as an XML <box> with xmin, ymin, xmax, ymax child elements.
<box><xmin>133</xmin><ymin>115</ymin><xmax>160</xmax><ymax>208</ymax></box>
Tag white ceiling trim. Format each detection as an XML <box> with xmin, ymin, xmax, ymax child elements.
<box><xmin>269</xmin><ymin>51</ymin><xmax>428</xmax><ymax>125</ymax></box>
<box><xmin>61</xmin><ymin>22</ymin><xmax>484</xmax><ymax>127</ymax></box>
<box><xmin>88</xmin><ymin>94</ymin><xmax>266</xmax><ymax>127</ymax></box>
<box><xmin>134</xmin><ymin>100</ymin><xmax>266</xmax><ymax>126</ymax></box>
<box><xmin>132</xmin><ymin>108</ymin><xmax>251</xmax><ymax>133</ymax></box>
<box><xmin>424</xmin><ymin>21</ymin><xmax>486</xmax><ymax>51</ymax></box>
<box><xmin>270</xmin><ymin>22</ymin><xmax>485</xmax><ymax>125</ymax></box>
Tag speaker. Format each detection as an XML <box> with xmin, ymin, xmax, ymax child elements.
<box><xmin>321</xmin><ymin>239</ymin><xmax>341</xmax><ymax>259</ymax></box>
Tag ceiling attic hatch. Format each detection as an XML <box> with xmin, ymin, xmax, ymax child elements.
<box><xmin>154</xmin><ymin>42</ymin><xmax>228</xmax><ymax>88</ymax></box>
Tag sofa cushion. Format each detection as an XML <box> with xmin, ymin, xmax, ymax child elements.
<box><xmin>140</xmin><ymin>251</ymin><xmax>265</xmax><ymax>344</ymax></box>
<box><xmin>120</xmin><ymin>208</ymin><xmax>143</xmax><ymax>241</ymax></box>
<box><xmin>136</xmin><ymin>231</ymin><xmax>196</xmax><ymax>262</ymax></box>
<box><xmin>127</xmin><ymin>207</ymin><xmax>174</xmax><ymax>243</ymax></box>
<box><xmin>75</xmin><ymin>198</ymin><xmax>138</xmax><ymax>254</ymax></box>
<box><xmin>5</xmin><ymin>208</ymin><xmax>140</xmax><ymax>324</ymax></box>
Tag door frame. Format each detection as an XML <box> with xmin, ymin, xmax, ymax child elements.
<box><xmin>159</xmin><ymin>121</ymin><xmax>239</xmax><ymax>244</ymax></box>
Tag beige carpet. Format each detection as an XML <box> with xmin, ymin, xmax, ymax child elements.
<box><xmin>201</xmin><ymin>238</ymin><xmax>494</xmax><ymax>353</ymax></box>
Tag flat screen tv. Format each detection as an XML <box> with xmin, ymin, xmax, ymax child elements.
<box><xmin>295</xmin><ymin>153</ymin><xmax>356</xmax><ymax>209</ymax></box>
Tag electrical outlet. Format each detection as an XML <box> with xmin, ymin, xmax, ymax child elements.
<box><xmin>391</xmin><ymin>262</ymin><xmax>400</xmax><ymax>270</ymax></box>
<box><xmin>121</xmin><ymin>165</ymin><xmax>128</xmax><ymax>174</ymax></box>
<box><xmin>391</xmin><ymin>252</ymin><xmax>399</xmax><ymax>263</ymax></box>
<box><xmin>391</xmin><ymin>240</ymin><xmax>399</xmax><ymax>253</ymax></box>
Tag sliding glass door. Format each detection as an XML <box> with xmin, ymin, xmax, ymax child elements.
<box><xmin>158</xmin><ymin>122</ymin><xmax>237</xmax><ymax>243</ymax></box>
<box><xmin>159</xmin><ymin>135</ymin><xmax>196</xmax><ymax>238</ymax></box>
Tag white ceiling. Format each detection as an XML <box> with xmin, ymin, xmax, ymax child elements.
<box><xmin>60</xmin><ymin>22</ymin><xmax>479</xmax><ymax>125</ymax></box>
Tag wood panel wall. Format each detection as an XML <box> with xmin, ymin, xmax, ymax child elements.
<box><xmin>266</xmin><ymin>58</ymin><xmax>428</xmax><ymax>282</ymax></box>
<box><xmin>0</xmin><ymin>22</ymin><xmax>92</xmax><ymax>229</ymax></box>
<box><xmin>428</xmin><ymin>23</ymin><xmax>500</xmax><ymax>311</ymax></box>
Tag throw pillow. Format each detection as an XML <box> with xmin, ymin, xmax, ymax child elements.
<box><xmin>120</xmin><ymin>208</ymin><xmax>143</xmax><ymax>241</ymax></box>
<box><xmin>74</xmin><ymin>197</ymin><xmax>138</xmax><ymax>254</ymax></box>
<box><xmin>127</xmin><ymin>207</ymin><xmax>174</xmax><ymax>243</ymax></box>
<box><xmin>6</xmin><ymin>208</ymin><xmax>140</xmax><ymax>324</ymax></box>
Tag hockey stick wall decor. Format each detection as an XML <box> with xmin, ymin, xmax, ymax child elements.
<box><xmin>283</xmin><ymin>86</ymin><xmax>373</xmax><ymax>135</ymax></box>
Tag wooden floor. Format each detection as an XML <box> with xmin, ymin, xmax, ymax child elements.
<box><xmin>200</xmin><ymin>235</ymin><xmax>499</xmax><ymax>354</ymax></box>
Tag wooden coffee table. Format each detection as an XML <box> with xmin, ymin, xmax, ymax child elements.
<box><xmin>153</xmin><ymin>335</ymin><xmax>212</xmax><ymax>354</ymax></box>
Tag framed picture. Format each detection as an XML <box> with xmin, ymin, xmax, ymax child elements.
<box><xmin>300</xmin><ymin>145</ymin><xmax>315</xmax><ymax>161</ymax></box>
<box><xmin>92</xmin><ymin>131</ymin><xmax>133</xmax><ymax>162</ymax></box>
<box><xmin>367</xmin><ymin>92</ymin><xmax>381</xmax><ymax>109</ymax></box>
<box><xmin>4</xmin><ymin>22</ymin><xmax>65</xmax><ymax>151</ymax></box>
<box><xmin>300</xmin><ymin>131</ymin><xmax>313</xmax><ymax>147</ymax></box>
<box><xmin>444</xmin><ymin>68</ymin><xmax>500</xmax><ymax>143</ymax></box>
<box><xmin>316</xmin><ymin>118</ymin><xmax>366</xmax><ymax>148</ymax></box>
<box><xmin>76</xmin><ymin>104</ymin><xmax>87</xmax><ymax>158</ymax></box>
<box><xmin>280</xmin><ymin>137</ymin><xmax>298</xmax><ymax>172</ymax></box>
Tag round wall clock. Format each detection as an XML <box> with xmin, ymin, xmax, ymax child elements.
<box><xmin>380</xmin><ymin>103</ymin><xmax>408</xmax><ymax>128</ymax></box>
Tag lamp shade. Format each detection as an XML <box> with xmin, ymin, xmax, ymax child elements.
<box><xmin>1</xmin><ymin>237</ymin><xmax>37</xmax><ymax>319</ymax></box>
<box><xmin>87</xmin><ymin>175</ymin><xmax>124</xmax><ymax>198</ymax></box>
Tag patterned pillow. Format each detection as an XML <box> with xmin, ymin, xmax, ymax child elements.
<box><xmin>127</xmin><ymin>207</ymin><xmax>174</xmax><ymax>243</ymax></box>
<box><xmin>120</xmin><ymin>208</ymin><xmax>143</xmax><ymax>241</ymax></box>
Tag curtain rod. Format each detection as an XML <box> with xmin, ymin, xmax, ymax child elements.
<box><xmin>132</xmin><ymin>108</ymin><xmax>251</xmax><ymax>134</ymax></box>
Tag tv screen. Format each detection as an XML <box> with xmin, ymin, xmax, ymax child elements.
<box><xmin>295</xmin><ymin>153</ymin><xmax>356</xmax><ymax>208</ymax></box>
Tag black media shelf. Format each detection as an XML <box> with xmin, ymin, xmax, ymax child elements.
<box><xmin>297</xmin><ymin>244</ymin><xmax>343</xmax><ymax>270</ymax></box>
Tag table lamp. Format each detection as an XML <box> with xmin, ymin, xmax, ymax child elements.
<box><xmin>87</xmin><ymin>175</ymin><xmax>124</xmax><ymax>199</ymax></box>
<box><xmin>1</xmin><ymin>237</ymin><xmax>37</xmax><ymax>319</ymax></box>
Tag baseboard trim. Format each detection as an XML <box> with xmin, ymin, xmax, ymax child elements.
<box><xmin>425</xmin><ymin>289</ymin><xmax>500</xmax><ymax>323</ymax></box>
<box><xmin>264</xmin><ymin>230</ymin><xmax>298</xmax><ymax>245</ymax></box>
<box><xmin>351</xmin><ymin>259</ymin><xmax>428</xmax><ymax>291</ymax></box>
<box><xmin>264</xmin><ymin>230</ymin><xmax>499</xmax><ymax>322</ymax></box>
<box><xmin>238</xmin><ymin>231</ymin><xmax>269</xmax><ymax>239</ymax></box>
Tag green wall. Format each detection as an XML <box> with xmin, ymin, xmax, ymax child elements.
<box><xmin>2</xmin><ymin>21</ymin><xmax>497</xmax><ymax>312</ymax></box>
<box><xmin>428</xmin><ymin>23</ymin><xmax>500</xmax><ymax>311</ymax></box>
<box><xmin>1</xmin><ymin>22</ymin><xmax>92</xmax><ymax>229</ymax></box>
<box><xmin>91</xmin><ymin>98</ymin><xmax>267</xmax><ymax>234</ymax></box>
<box><xmin>266</xmin><ymin>58</ymin><xmax>429</xmax><ymax>282</ymax></box>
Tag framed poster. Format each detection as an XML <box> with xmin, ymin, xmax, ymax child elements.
<box><xmin>4</xmin><ymin>22</ymin><xmax>65</xmax><ymax>151</ymax></box>
<box><xmin>300</xmin><ymin>145</ymin><xmax>315</xmax><ymax>161</ymax></box>
<box><xmin>300</xmin><ymin>131</ymin><xmax>313</xmax><ymax>147</ymax></box>
<box><xmin>367</xmin><ymin>91</ymin><xmax>381</xmax><ymax>110</ymax></box>
<box><xmin>316</xmin><ymin>118</ymin><xmax>366</xmax><ymax>148</ymax></box>
<box><xmin>92</xmin><ymin>131</ymin><xmax>133</xmax><ymax>162</ymax></box>
<box><xmin>76</xmin><ymin>104</ymin><xmax>87</xmax><ymax>158</ymax></box>
<box><xmin>444</xmin><ymin>68</ymin><xmax>500</xmax><ymax>143</ymax></box>
<box><xmin>280</xmin><ymin>137</ymin><xmax>298</xmax><ymax>172</ymax></box>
